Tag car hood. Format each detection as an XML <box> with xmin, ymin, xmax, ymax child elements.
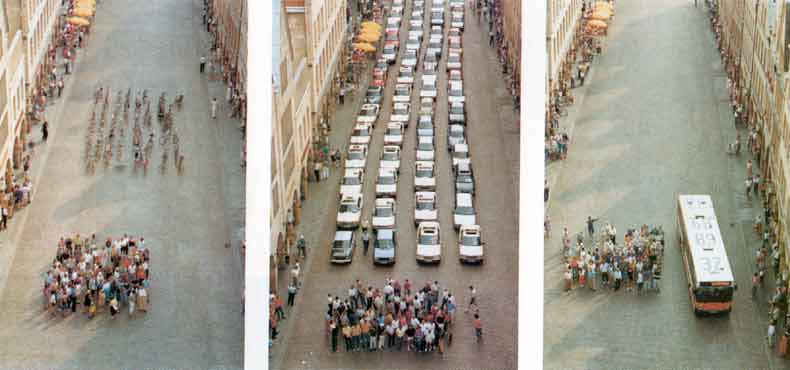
<box><xmin>340</xmin><ymin>184</ymin><xmax>362</xmax><ymax>195</ymax></box>
<box><xmin>448</xmin><ymin>96</ymin><xmax>465</xmax><ymax>103</ymax></box>
<box><xmin>417</xmin><ymin>244</ymin><xmax>441</xmax><ymax>256</ymax></box>
<box><xmin>384</xmin><ymin>134</ymin><xmax>403</xmax><ymax>142</ymax></box>
<box><xmin>350</xmin><ymin>136</ymin><xmax>371</xmax><ymax>144</ymax></box>
<box><xmin>448</xmin><ymin>136</ymin><xmax>465</xmax><ymax>146</ymax></box>
<box><xmin>454</xmin><ymin>214</ymin><xmax>476</xmax><ymax>226</ymax></box>
<box><xmin>331</xmin><ymin>248</ymin><xmax>351</xmax><ymax>258</ymax></box>
<box><xmin>416</xmin><ymin>151</ymin><xmax>435</xmax><ymax>160</ymax></box>
<box><xmin>380</xmin><ymin>160</ymin><xmax>400</xmax><ymax>169</ymax></box>
<box><xmin>337</xmin><ymin>212</ymin><xmax>361</xmax><ymax>222</ymax></box>
<box><xmin>376</xmin><ymin>183</ymin><xmax>397</xmax><ymax>193</ymax></box>
<box><xmin>459</xmin><ymin>245</ymin><xmax>483</xmax><ymax>257</ymax></box>
<box><xmin>345</xmin><ymin>159</ymin><xmax>365</xmax><ymax>168</ymax></box>
<box><xmin>357</xmin><ymin>116</ymin><xmax>376</xmax><ymax>123</ymax></box>
<box><xmin>374</xmin><ymin>248</ymin><xmax>395</xmax><ymax>259</ymax></box>
<box><xmin>452</xmin><ymin>157</ymin><xmax>471</xmax><ymax>166</ymax></box>
<box><xmin>390</xmin><ymin>114</ymin><xmax>409</xmax><ymax>121</ymax></box>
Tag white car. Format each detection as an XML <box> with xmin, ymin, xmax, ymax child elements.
<box><xmin>423</xmin><ymin>52</ymin><xmax>439</xmax><ymax>71</ymax></box>
<box><xmin>414</xmin><ymin>191</ymin><xmax>438</xmax><ymax>224</ymax></box>
<box><xmin>357</xmin><ymin>104</ymin><xmax>380</xmax><ymax>124</ymax></box>
<box><xmin>449</xmin><ymin>0</ymin><xmax>464</xmax><ymax>7</ymax></box>
<box><xmin>420</xmin><ymin>77</ymin><xmax>437</xmax><ymax>98</ymax></box>
<box><xmin>451</xmin><ymin>15</ymin><xmax>464</xmax><ymax>30</ymax></box>
<box><xmin>447</xmin><ymin>124</ymin><xmax>466</xmax><ymax>150</ymax></box>
<box><xmin>448</xmin><ymin>82</ymin><xmax>465</xmax><ymax>104</ymax></box>
<box><xmin>392</xmin><ymin>4</ymin><xmax>404</xmax><ymax>15</ymax></box>
<box><xmin>339</xmin><ymin>168</ymin><xmax>364</xmax><ymax>198</ymax></box>
<box><xmin>449</xmin><ymin>36</ymin><xmax>463</xmax><ymax>55</ymax></box>
<box><xmin>453</xmin><ymin>192</ymin><xmax>477</xmax><ymax>229</ymax></box>
<box><xmin>350</xmin><ymin>122</ymin><xmax>372</xmax><ymax>145</ymax></box>
<box><xmin>414</xmin><ymin>161</ymin><xmax>436</xmax><ymax>191</ymax></box>
<box><xmin>427</xmin><ymin>38</ymin><xmax>443</xmax><ymax>57</ymax></box>
<box><xmin>458</xmin><ymin>224</ymin><xmax>484</xmax><ymax>263</ymax></box>
<box><xmin>414</xmin><ymin>0</ymin><xmax>425</xmax><ymax>8</ymax></box>
<box><xmin>448</xmin><ymin>69</ymin><xmax>463</xmax><ymax>83</ymax></box>
<box><xmin>372</xmin><ymin>198</ymin><xmax>396</xmax><ymax>229</ymax></box>
<box><xmin>387</xmin><ymin>16</ymin><xmax>401</xmax><ymax>28</ymax></box>
<box><xmin>430</xmin><ymin>11</ymin><xmax>444</xmax><ymax>26</ymax></box>
<box><xmin>408</xmin><ymin>25</ymin><xmax>423</xmax><ymax>39</ymax></box>
<box><xmin>430</xmin><ymin>25</ymin><xmax>443</xmax><ymax>38</ymax></box>
<box><xmin>451</xmin><ymin>143</ymin><xmax>471</xmax><ymax>166</ymax></box>
<box><xmin>449</xmin><ymin>101</ymin><xmax>466</xmax><ymax>125</ymax></box>
<box><xmin>406</xmin><ymin>35</ymin><xmax>422</xmax><ymax>51</ymax></box>
<box><xmin>402</xmin><ymin>50</ymin><xmax>418</xmax><ymax>67</ymax></box>
<box><xmin>337</xmin><ymin>194</ymin><xmax>363</xmax><ymax>228</ymax></box>
<box><xmin>384</xmin><ymin>122</ymin><xmax>404</xmax><ymax>146</ymax></box>
<box><xmin>410</xmin><ymin>18</ymin><xmax>423</xmax><ymax>28</ymax></box>
<box><xmin>446</xmin><ymin>52</ymin><xmax>462</xmax><ymax>70</ymax></box>
<box><xmin>386</xmin><ymin>20</ymin><xmax>400</xmax><ymax>34</ymax></box>
<box><xmin>419</xmin><ymin>97</ymin><xmax>434</xmax><ymax>115</ymax></box>
<box><xmin>390</xmin><ymin>102</ymin><xmax>410</xmax><ymax>122</ymax></box>
<box><xmin>345</xmin><ymin>144</ymin><xmax>369</xmax><ymax>168</ymax></box>
<box><xmin>417</xmin><ymin>115</ymin><xmax>434</xmax><ymax>137</ymax></box>
<box><xmin>376</xmin><ymin>167</ymin><xmax>398</xmax><ymax>197</ymax></box>
<box><xmin>397</xmin><ymin>66</ymin><xmax>415</xmax><ymax>85</ymax></box>
<box><xmin>416</xmin><ymin>221</ymin><xmax>441</xmax><ymax>263</ymax></box>
<box><xmin>380</xmin><ymin>145</ymin><xmax>401</xmax><ymax>172</ymax></box>
<box><xmin>416</xmin><ymin>136</ymin><xmax>435</xmax><ymax>161</ymax></box>
<box><xmin>382</xmin><ymin>44</ymin><xmax>398</xmax><ymax>63</ymax></box>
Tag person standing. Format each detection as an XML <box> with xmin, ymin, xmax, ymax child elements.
<box><xmin>287</xmin><ymin>283</ymin><xmax>297</xmax><ymax>307</ymax></box>
<box><xmin>1</xmin><ymin>206</ymin><xmax>8</xmax><ymax>230</ymax></box>
<box><xmin>586</xmin><ymin>216</ymin><xmax>598</xmax><ymax>238</ymax></box>
<box><xmin>465</xmin><ymin>285</ymin><xmax>477</xmax><ymax>313</ymax></box>
<box><xmin>330</xmin><ymin>320</ymin><xmax>339</xmax><ymax>352</ymax></box>
<box><xmin>473</xmin><ymin>314</ymin><xmax>483</xmax><ymax>341</ymax></box>
<box><xmin>297</xmin><ymin>234</ymin><xmax>307</xmax><ymax>259</ymax></box>
<box><xmin>211</xmin><ymin>97</ymin><xmax>218</xmax><ymax>119</ymax></box>
<box><xmin>200</xmin><ymin>56</ymin><xmax>206</xmax><ymax>73</ymax></box>
<box><xmin>769</xmin><ymin>320</ymin><xmax>777</xmax><ymax>348</ymax></box>
<box><xmin>314</xmin><ymin>161</ymin><xmax>322</xmax><ymax>182</ymax></box>
<box><xmin>42</xmin><ymin>121</ymin><xmax>49</xmax><ymax>142</ymax></box>
<box><xmin>57</xmin><ymin>78</ymin><xmax>64</xmax><ymax>97</ymax></box>
<box><xmin>362</xmin><ymin>230</ymin><xmax>370</xmax><ymax>255</ymax></box>
<box><xmin>339</xmin><ymin>86</ymin><xmax>346</xmax><ymax>105</ymax></box>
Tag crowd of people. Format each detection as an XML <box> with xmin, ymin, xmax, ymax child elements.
<box><xmin>324</xmin><ymin>279</ymin><xmax>479</xmax><ymax>354</ymax></box>
<box><xmin>43</xmin><ymin>233</ymin><xmax>151</xmax><ymax>319</ymax></box>
<box><xmin>562</xmin><ymin>222</ymin><xmax>665</xmax><ymax>294</ymax></box>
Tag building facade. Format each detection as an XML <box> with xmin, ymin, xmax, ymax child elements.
<box><xmin>212</xmin><ymin>0</ymin><xmax>247</xmax><ymax>95</ymax></box>
<box><xmin>18</xmin><ymin>0</ymin><xmax>61</xmax><ymax>125</ymax></box>
<box><xmin>501</xmin><ymin>0</ymin><xmax>521</xmax><ymax>91</ymax></box>
<box><xmin>271</xmin><ymin>0</ymin><xmax>313</xmax><ymax>289</ymax></box>
<box><xmin>546</xmin><ymin>0</ymin><xmax>583</xmax><ymax>125</ymax></box>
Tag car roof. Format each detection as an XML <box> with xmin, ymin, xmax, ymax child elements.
<box><xmin>335</xmin><ymin>230</ymin><xmax>354</xmax><ymax>241</ymax></box>
<box><xmin>396</xmin><ymin>83</ymin><xmax>411</xmax><ymax>89</ymax></box>
<box><xmin>344</xmin><ymin>168</ymin><xmax>363</xmax><ymax>176</ymax></box>
<box><xmin>361</xmin><ymin>103</ymin><xmax>378</xmax><ymax>108</ymax></box>
<box><xmin>379</xmin><ymin>167</ymin><xmax>397</xmax><ymax>176</ymax></box>
<box><xmin>454</xmin><ymin>143</ymin><xmax>469</xmax><ymax>151</ymax></box>
<box><xmin>353</xmin><ymin>122</ymin><xmax>371</xmax><ymax>128</ymax></box>
<box><xmin>450</xmin><ymin>101</ymin><xmax>464</xmax><ymax>107</ymax></box>
<box><xmin>383</xmin><ymin>145</ymin><xmax>400</xmax><ymax>151</ymax></box>
<box><xmin>418</xmin><ymin>136</ymin><xmax>434</xmax><ymax>143</ymax></box>
<box><xmin>348</xmin><ymin>144</ymin><xmax>367</xmax><ymax>150</ymax></box>
<box><xmin>376</xmin><ymin>228</ymin><xmax>395</xmax><ymax>239</ymax></box>
<box><xmin>416</xmin><ymin>191</ymin><xmax>436</xmax><ymax>200</ymax></box>
<box><xmin>341</xmin><ymin>194</ymin><xmax>362</xmax><ymax>202</ymax></box>
<box><xmin>456</xmin><ymin>161</ymin><xmax>472</xmax><ymax>171</ymax></box>
<box><xmin>393</xmin><ymin>102</ymin><xmax>410</xmax><ymax>108</ymax></box>
<box><xmin>387</xmin><ymin>122</ymin><xmax>403</xmax><ymax>128</ymax></box>
<box><xmin>375</xmin><ymin>198</ymin><xmax>395</xmax><ymax>206</ymax></box>
<box><xmin>416</xmin><ymin>160</ymin><xmax>434</xmax><ymax>169</ymax></box>
<box><xmin>449</xmin><ymin>124</ymin><xmax>464</xmax><ymax>132</ymax></box>
<box><xmin>456</xmin><ymin>192</ymin><xmax>473</xmax><ymax>205</ymax></box>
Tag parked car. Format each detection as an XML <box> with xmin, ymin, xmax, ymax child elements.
<box><xmin>423</xmin><ymin>52</ymin><xmax>439</xmax><ymax>71</ymax></box>
<box><xmin>350</xmin><ymin>122</ymin><xmax>372</xmax><ymax>145</ymax></box>
<box><xmin>427</xmin><ymin>38</ymin><xmax>443</xmax><ymax>57</ymax></box>
<box><xmin>447</xmin><ymin>124</ymin><xmax>466</xmax><ymax>150</ymax></box>
<box><xmin>393</xmin><ymin>84</ymin><xmax>412</xmax><ymax>103</ymax></box>
<box><xmin>430</xmin><ymin>25</ymin><xmax>443</xmax><ymax>38</ymax></box>
<box><xmin>420</xmin><ymin>77</ymin><xmax>437</xmax><ymax>99</ymax></box>
<box><xmin>408</xmin><ymin>24</ymin><xmax>423</xmax><ymax>39</ymax></box>
<box><xmin>448</xmin><ymin>82</ymin><xmax>465</xmax><ymax>104</ymax></box>
<box><xmin>431</xmin><ymin>11</ymin><xmax>444</xmax><ymax>26</ymax></box>
<box><xmin>414</xmin><ymin>191</ymin><xmax>438</xmax><ymax>224</ymax></box>
<box><xmin>419</xmin><ymin>97</ymin><xmax>434</xmax><ymax>115</ymax></box>
<box><xmin>416</xmin><ymin>136</ymin><xmax>436</xmax><ymax>161</ymax></box>
<box><xmin>449</xmin><ymin>36</ymin><xmax>463</xmax><ymax>54</ymax></box>
<box><xmin>451</xmin><ymin>143</ymin><xmax>471</xmax><ymax>166</ymax></box>
<box><xmin>365</xmin><ymin>86</ymin><xmax>384</xmax><ymax>104</ymax></box>
<box><xmin>372</xmin><ymin>198</ymin><xmax>396</xmax><ymax>229</ymax></box>
<box><xmin>385</xmin><ymin>31</ymin><xmax>400</xmax><ymax>49</ymax></box>
<box><xmin>453</xmin><ymin>192</ymin><xmax>477</xmax><ymax>229</ymax></box>
<box><xmin>376</xmin><ymin>167</ymin><xmax>398</xmax><ymax>197</ymax></box>
<box><xmin>345</xmin><ymin>144</ymin><xmax>369</xmax><ymax>168</ymax></box>
<box><xmin>448</xmin><ymin>69</ymin><xmax>463</xmax><ymax>83</ymax></box>
<box><xmin>402</xmin><ymin>49</ymin><xmax>418</xmax><ymax>67</ymax></box>
<box><xmin>340</xmin><ymin>168</ymin><xmax>364</xmax><ymax>199</ymax></box>
<box><xmin>384</xmin><ymin>122</ymin><xmax>404</xmax><ymax>146</ymax></box>
<box><xmin>414</xmin><ymin>0</ymin><xmax>425</xmax><ymax>8</ymax></box>
<box><xmin>449</xmin><ymin>101</ymin><xmax>466</xmax><ymax>125</ymax></box>
<box><xmin>390</xmin><ymin>102</ymin><xmax>410</xmax><ymax>122</ymax></box>
<box><xmin>382</xmin><ymin>44</ymin><xmax>398</xmax><ymax>63</ymax></box>
<box><xmin>458</xmin><ymin>224</ymin><xmax>484</xmax><ymax>264</ymax></box>
<box><xmin>357</xmin><ymin>104</ymin><xmax>380</xmax><ymax>124</ymax></box>
<box><xmin>337</xmin><ymin>194</ymin><xmax>364</xmax><ymax>228</ymax></box>
<box><xmin>406</xmin><ymin>34</ymin><xmax>422</xmax><ymax>51</ymax></box>
<box><xmin>374</xmin><ymin>58</ymin><xmax>389</xmax><ymax>75</ymax></box>
<box><xmin>373</xmin><ymin>228</ymin><xmax>397</xmax><ymax>265</ymax></box>
<box><xmin>448</xmin><ymin>27</ymin><xmax>462</xmax><ymax>39</ymax></box>
<box><xmin>446</xmin><ymin>52</ymin><xmax>462</xmax><ymax>70</ymax></box>
<box><xmin>451</xmin><ymin>14</ymin><xmax>464</xmax><ymax>30</ymax></box>
<box><xmin>372</xmin><ymin>69</ymin><xmax>387</xmax><ymax>87</ymax></box>
<box><xmin>330</xmin><ymin>230</ymin><xmax>356</xmax><ymax>264</ymax></box>
<box><xmin>455</xmin><ymin>161</ymin><xmax>475</xmax><ymax>194</ymax></box>
<box><xmin>397</xmin><ymin>66</ymin><xmax>415</xmax><ymax>85</ymax></box>
<box><xmin>417</xmin><ymin>115</ymin><xmax>434</xmax><ymax>137</ymax></box>
<box><xmin>414</xmin><ymin>160</ymin><xmax>436</xmax><ymax>191</ymax></box>
<box><xmin>380</xmin><ymin>145</ymin><xmax>402</xmax><ymax>172</ymax></box>
<box><xmin>416</xmin><ymin>221</ymin><xmax>441</xmax><ymax>263</ymax></box>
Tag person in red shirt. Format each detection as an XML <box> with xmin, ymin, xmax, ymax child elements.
<box><xmin>473</xmin><ymin>314</ymin><xmax>482</xmax><ymax>341</ymax></box>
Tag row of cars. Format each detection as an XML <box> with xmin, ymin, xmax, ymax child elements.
<box><xmin>331</xmin><ymin>0</ymin><xmax>484</xmax><ymax>265</ymax></box>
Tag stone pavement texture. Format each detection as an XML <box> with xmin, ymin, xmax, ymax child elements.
<box><xmin>0</xmin><ymin>1</ymin><xmax>244</xmax><ymax>369</ymax></box>
<box><xmin>545</xmin><ymin>1</ymin><xmax>782</xmax><ymax>369</ymax></box>
<box><xmin>270</xmin><ymin>1</ymin><xmax>520</xmax><ymax>369</ymax></box>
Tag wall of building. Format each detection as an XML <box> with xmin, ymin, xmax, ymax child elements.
<box><xmin>546</xmin><ymin>0</ymin><xmax>582</xmax><ymax>94</ymax></box>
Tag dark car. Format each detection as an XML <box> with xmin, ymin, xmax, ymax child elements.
<box><xmin>366</xmin><ymin>86</ymin><xmax>383</xmax><ymax>104</ymax></box>
<box><xmin>373</xmin><ymin>229</ymin><xmax>397</xmax><ymax>265</ymax></box>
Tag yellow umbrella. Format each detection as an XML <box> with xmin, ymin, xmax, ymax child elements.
<box><xmin>354</xmin><ymin>42</ymin><xmax>376</xmax><ymax>52</ymax></box>
<box><xmin>594</xmin><ymin>1</ymin><xmax>613</xmax><ymax>11</ymax></box>
<box><xmin>360</xmin><ymin>28</ymin><xmax>381</xmax><ymax>36</ymax></box>
<box><xmin>75</xmin><ymin>1</ymin><xmax>95</xmax><ymax>10</ymax></box>
<box><xmin>361</xmin><ymin>21</ymin><xmax>382</xmax><ymax>30</ymax></box>
<box><xmin>593</xmin><ymin>7</ymin><xmax>612</xmax><ymax>16</ymax></box>
<box><xmin>72</xmin><ymin>8</ymin><xmax>94</xmax><ymax>17</ymax></box>
<box><xmin>588</xmin><ymin>20</ymin><xmax>608</xmax><ymax>29</ymax></box>
<box><xmin>67</xmin><ymin>17</ymin><xmax>90</xmax><ymax>26</ymax></box>
<box><xmin>590</xmin><ymin>12</ymin><xmax>611</xmax><ymax>21</ymax></box>
<box><xmin>357</xmin><ymin>33</ymin><xmax>379</xmax><ymax>42</ymax></box>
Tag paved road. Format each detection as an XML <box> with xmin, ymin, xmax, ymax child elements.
<box><xmin>275</xmin><ymin>1</ymin><xmax>519</xmax><ymax>369</ymax></box>
<box><xmin>544</xmin><ymin>1</ymin><xmax>779</xmax><ymax>369</ymax></box>
<box><xmin>0</xmin><ymin>1</ymin><xmax>244</xmax><ymax>369</ymax></box>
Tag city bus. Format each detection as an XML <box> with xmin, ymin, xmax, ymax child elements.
<box><xmin>677</xmin><ymin>194</ymin><xmax>736</xmax><ymax>315</ymax></box>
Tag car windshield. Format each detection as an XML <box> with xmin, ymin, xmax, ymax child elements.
<box><xmin>383</xmin><ymin>152</ymin><xmax>399</xmax><ymax>160</ymax></box>
<box><xmin>450</xmin><ymin>106</ymin><xmax>464</xmax><ymax>114</ymax></box>
<box><xmin>449</xmin><ymin>55</ymin><xmax>460</xmax><ymax>63</ymax></box>
<box><xmin>387</xmin><ymin>127</ymin><xmax>401</xmax><ymax>135</ymax></box>
<box><xmin>419</xmin><ymin>234</ymin><xmax>438</xmax><ymax>245</ymax></box>
<box><xmin>418</xmin><ymin>121</ymin><xmax>433</xmax><ymax>129</ymax></box>
<box><xmin>432</xmin><ymin>12</ymin><xmax>442</xmax><ymax>18</ymax></box>
<box><xmin>454</xmin><ymin>151</ymin><xmax>468</xmax><ymax>158</ymax></box>
<box><xmin>457</xmin><ymin>174</ymin><xmax>473</xmax><ymax>183</ymax></box>
<box><xmin>450</xmin><ymin>89</ymin><xmax>463</xmax><ymax>97</ymax></box>
<box><xmin>426</xmin><ymin>54</ymin><xmax>437</xmax><ymax>62</ymax></box>
<box><xmin>418</xmin><ymin>142</ymin><xmax>434</xmax><ymax>151</ymax></box>
<box><xmin>423</xmin><ymin>81</ymin><xmax>436</xmax><ymax>89</ymax></box>
<box><xmin>394</xmin><ymin>106</ymin><xmax>408</xmax><ymax>115</ymax></box>
<box><xmin>362</xmin><ymin>107</ymin><xmax>376</xmax><ymax>116</ymax></box>
<box><xmin>406</xmin><ymin>51</ymin><xmax>416</xmax><ymax>58</ymax></box>
<box><xmin>379</xmin><ymin>175</ymin><xmax>396</xmax><ymax>185</ymax></box>
<box><xmin>343</xmin><ymin>176</ymin><xmax>361</xmax><ymax>185</ymax></box>
<box><xmin>348</xmin><ymin>151</ymin><xmax>364</xmax><ymax>160</ymax></box>
<box><xmin>416</xmin><ymin>200</ymin><xmax>435</xmax><ymax>210</ymax></box>
<box><xmin>387</xmin><ymin>34</ymin><xmax>398</xmax><ymax>41</ymax></box>
<box><xmin>396</xmin><ymin>87</ymin><xmax>409</xmax><ymax>95</ymax></box>
<box><xmin>451</xmin><ymin>41</ymin><xmax>461</xmax><ymax>49</ymax></box>
<box><xmin>450</xmin><ymin>129</ymin><xmax>463</xmax><ymax>137</ymax></box>
<box><xmin>340</xmin><ymin>203</ymin><xmax>360</xmax><ymax>213</ymax></box>
<box><xmin>332</xmin><ymin>240</ymin><xmax>350</xmax><ymax>250</ymax></box>
<box><xmin>375</xmin><ymin>207</ymin><xmax>393</xmax><ymax>217</ymax></box>
<box><xmin>376</xmin><ymin>238</ymin><xmax>395</xmax><ymax>249</ymax></box>
<box><xmin>353</xmin><ymin>127</ymin><xmax>369</xmax><ymax>136</ymax></box>
<box><xmin>367</xmin><ymin>89</ymin><xmax>380</xmax><ymax>96</ymax></box>
<box><xmin>424</xmin><ymin>68</ymin><xmax>436</xmax><ymax>76</ymax></box>
<box><xmin>455</xmin><ymin>206</ymin><xmax>475</xmax><ymax>215</ymax></box>
<box><xmin>416</xmin><ymin>168</ymin><xmax>433</xmax><ymax>177</ymax></box>
<box><xmin>694</xmin><ymin>286</ymin><xmax>734</xmax><ymax>303</ymax></box>
<box><xmin>462</xmin><ymin>235</ymin><xmax>481</xmax><ymax>246</ymax></box>
<box><xmin>401</xmin><ymin>70</ymin><xmax>413</xmax><ymax>77</ymax></box>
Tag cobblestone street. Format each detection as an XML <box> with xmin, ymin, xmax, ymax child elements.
<box><xmin>271</xmin><ymin>1</ymin><xmax>519</xmax><ymax>369</ymax></box>
<box><xmin>0</xmin><ymin>1</ymin><xmax>244</xmax><ymax>369</ymax></box>
<box><xmin>545</xmin><ymin>1</ymin><xmax>782</xmax><ymax>369</ymax></box>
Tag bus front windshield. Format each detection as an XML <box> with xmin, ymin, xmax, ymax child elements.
<box><xmin>694</xmin><ymin>285</ymin><xmax>734</xmax><ymax>303</ymax></box>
